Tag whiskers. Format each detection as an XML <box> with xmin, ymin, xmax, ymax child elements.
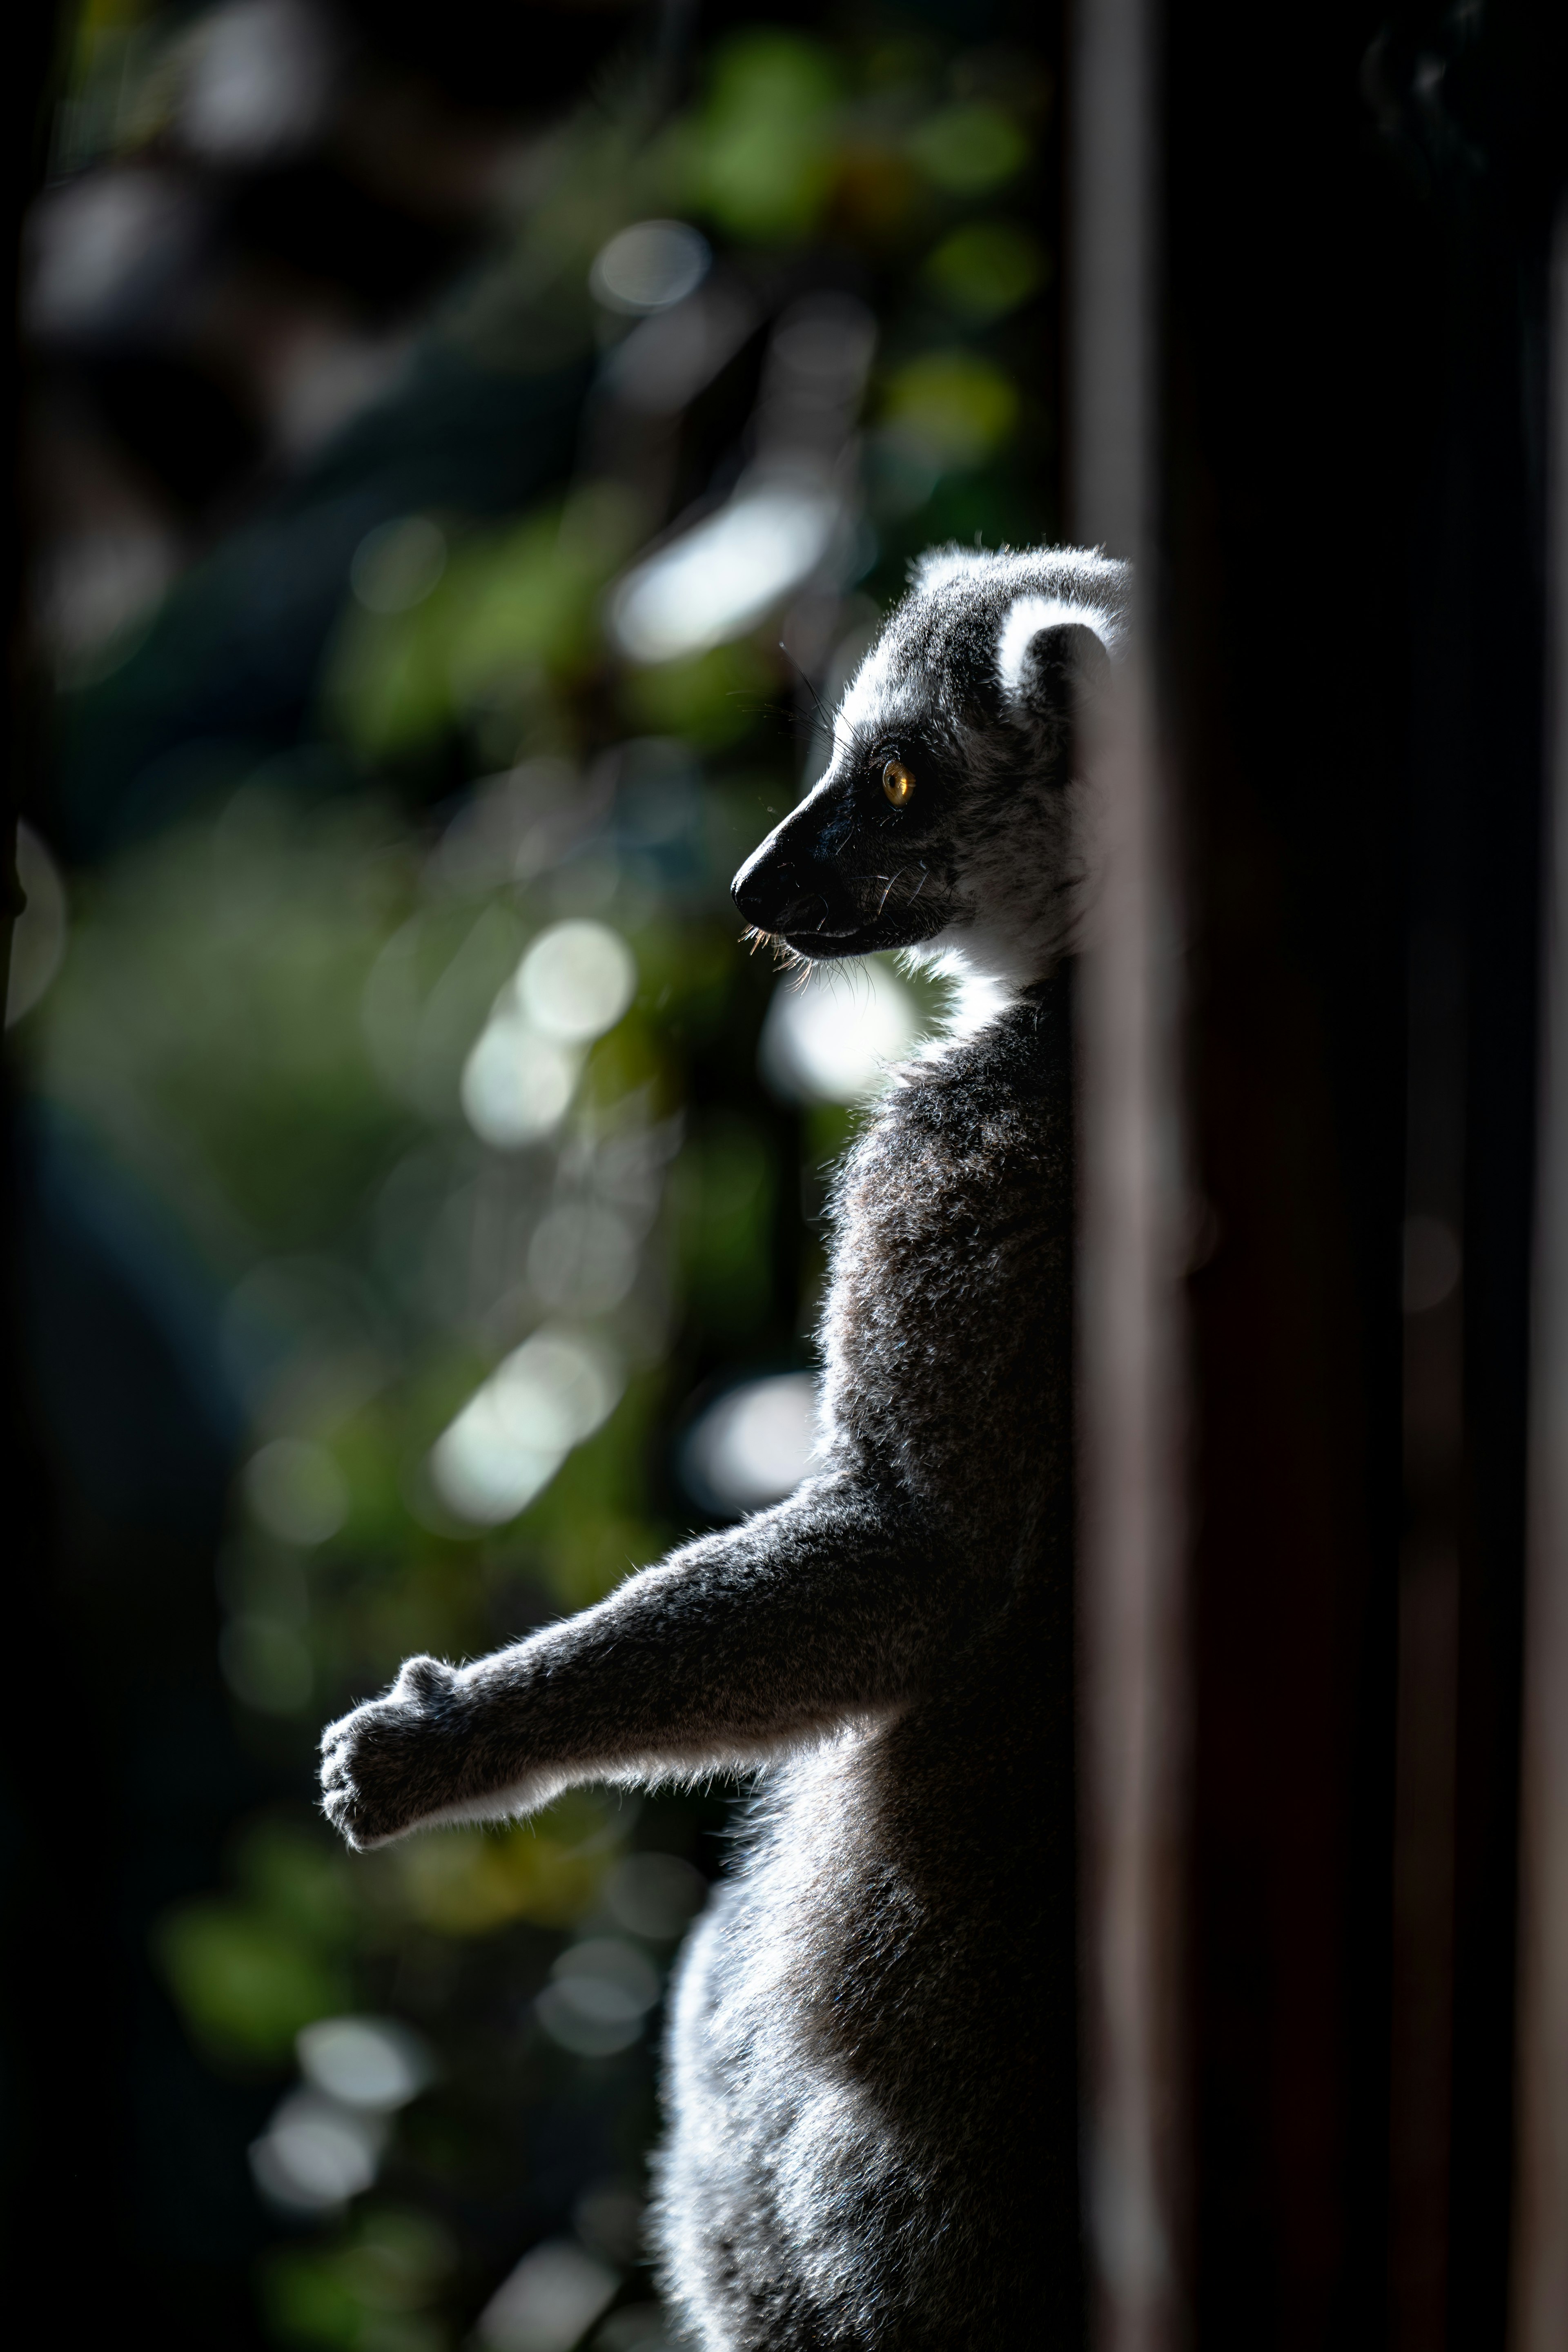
<box><xmin>869</xmin><ymin>862</ymin><xmax>931</xmax><ymax>921</ymax></box>
<box><xmin>739</xmin><ymin>925</ymin><xmax>816</xmax><ymax>979</ymax></box>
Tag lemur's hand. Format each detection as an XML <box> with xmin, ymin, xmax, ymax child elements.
<box><xmin>320</xmin><ymin>1656</ymin><xmax>474</xmax><ymax>1850</ymax></box>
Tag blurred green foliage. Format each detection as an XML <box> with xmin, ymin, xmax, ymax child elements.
<box><xmin>691</xmin><ymin>31</ymin><xmax>846</xmax><ymax>241</ymax></box>
<box><xmin>158</xmin><ymin>1822</ymin><xmax>356</xmax><ymax>2065</ymax></box>
<box><xmin>261</xmin><ymin>2207</ymin><xmax>456</xmax><ymax>2352</ymax></box>
<box><xmin>923</xmin><ymin>220</ymin><xmax>1048</xmax><ymax>322</ymax></box>
<box><xmin>906</xmin><ymin>99</ymin><xmax>1029</xmax><ymax>196</ymax></box>
<box><xmin>329</xmin><ymin>490</ymin><xmax>646</xmax><ymax>767</ymax></box>
<box><xmin>617</xmin><ymin>646</ymin><xmax>778</xmax><ymax>753</ymax></box>
<box><xmin>22</xmin><ymin>5</ymin><xmax>1059</xmax><ymax>2343</ymax></box>
<box><xmin>880</xmin><ymin>347</ymin><xmax>1022</xmax><ymax>469</ymax></box>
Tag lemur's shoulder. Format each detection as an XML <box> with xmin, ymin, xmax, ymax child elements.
<box><xmin>831</xmin><ymin>972</ymin><xmax>1074</xmax><ymax>1237</ymax></box>
<box><xmin>820</xmin><ymin>971</ymin><xmax>1074</xmax><ymax>1506</ymax></box>
<box><xmin>873</xmin><ymin>972</ymin><xmax>1071</xmax><ymax>1147</ymax></box>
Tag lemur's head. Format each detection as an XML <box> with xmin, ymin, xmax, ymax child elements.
<box><xmin>733</xmin><ymin>544</ymin><xmax>1128</xmax><ymax>993</ymax></box>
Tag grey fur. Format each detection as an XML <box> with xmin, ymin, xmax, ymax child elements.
<box><xmin>320</xmin><ymin>545</ymin><xmax>1130</xmax><ymax>2348</ymax></box>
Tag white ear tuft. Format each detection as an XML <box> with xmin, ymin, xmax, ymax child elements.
<box><xmin>996</xmin><ymin>596</ymin><xmax>1118</xmax><ymax>704</ymax></box>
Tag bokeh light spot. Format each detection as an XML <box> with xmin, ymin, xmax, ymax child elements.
<box><xmin>610</xmin><ymin>482</ymin><xmax>840</xmax><ymax>664</ymax></box>
<box><xmin>350</xmin><ymin>515</ymin><xmax>448</xmax><ymax>615</ymax></box>
<box><xmin>590</xmin><ymin>220</ymin><xmax>710</xmax><ymax>314</ymax></box>
<box><xmin>536</xmin><ymin>1936</ymin><xmax>661</xmax><ymax>2056</ymax></box>
<box><xmin>477</xmin><ymin>2241</ymin><xmax>619</xmax><ymax>2352</ymax></box>
<box><xmin>431</xmin><ymin>1327</ymin><xmax>624</xmax><ymax>1526</ymax></box>
<box><xmin>682</xmin><ymin>1372</ymin><xmax>820</xmax><ymax>1516</ymax></box>
<box><xmin>176</xmin><ymin>0</ymin><xmax>338</xmax><ymax>164</ymax></box>
<box><xmin>760</xmin><ymin>959</ymin><xmax>920</xmax><ymax>1104</ymax></box>
<box><xmin>297</xmin><ymin>2015</ymin><xmax>435</xmax><ymax>2112</ymax></box>
<box><xmin>604</xmin><ymin>1853</ymin><xmax>708</xmax><ymax>1941</ymax></box>
<box><xmin>244</xmin><ymin>1436</ymin><xmax>349</xmax><ymax>1546</ymax></box>
<box><xmin>250</xmin><ymin>2089</ymin><xmax>384</xmax><ymax>2214</ymax></box>
<box><xmin>517</xmin><ymin>920</ymin><xmax>637</xmax><ymax>1046</ymax></box>
<box><xmin>461</xmin><ymin>1016</ymin><xmax>579</xmax><ymax>1148</ymax></box>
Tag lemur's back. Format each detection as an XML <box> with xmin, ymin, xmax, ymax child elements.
<box><xmin>655</xmin><ymin>976</ymin><xmax>1079</xmax><ymax>2350</ymax></box>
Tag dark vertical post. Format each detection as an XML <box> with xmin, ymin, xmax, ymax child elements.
<box><xmin>1511</xmin><ymin>206</ymin><xmax>1568</xmax><ymax>2352</ymax></box>
<box><xmin>1091</xmin><ymin>7</ymin><xmax>1562</xmax><ymax>2347</ymax></box>
<box><xmin>1069</xmin><ymin>4</ymin><xmax>1189</xmax><ymax>2346</ymax></box>
<box><xmin>1160</xmin><ymin>8</ymin><xmax>1416</xmax><ymax>2346</ymax></box>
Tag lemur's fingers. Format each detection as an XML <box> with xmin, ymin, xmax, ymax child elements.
<box><xmin>318</xmin><ymin>1655</ymin><xmax>472</xmax><ymax>1850</ymax></box>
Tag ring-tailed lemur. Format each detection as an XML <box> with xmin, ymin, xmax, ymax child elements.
<box><xmin>320</xmin><ymin>544</ymin><xmax>1129</xmax><ymax>2349</ymax></box>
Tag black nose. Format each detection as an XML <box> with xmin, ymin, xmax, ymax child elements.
<box><xmin>732</xmin><ymin>830</ymin><xmax>813</xmax><ymax>931</ymax></box>
<box><xmin>733</xmin><ymin>804</ymin><xmax>865</xmax><ymax>939</ymax></box>
<box><xmin>732</xmin><ymin>844</ymin><xmax>786</xmax><ymax>929</ymax></box>
<box><xmin>732</xmin><ymin>837</ymin><xmax>862</xmax><ymax>938</ymax></box>
<box><xmin>733</xmin><ymin>854</ymin><xmax>825</xmax><ymax>934</ymax></box>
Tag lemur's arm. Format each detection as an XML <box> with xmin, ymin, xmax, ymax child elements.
<box><xmin>320</xmin><ymin>1474</ymin><xmax>945</xmax><ymax>1850</ymax></box>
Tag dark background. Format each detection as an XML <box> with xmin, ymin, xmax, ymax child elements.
<box><xmin>1163</xmin><ymin>4</ymin><xmax>1566</xmax><ymax>2345</ymax></box>
<box><xmin>3</xmin><ymin>4</ymin><xmax>1063</xmax><ymax>2346</ymax></box>
<box><xmin>5</xmin><ymin>3</ymin><xmax>1568</xmax><ymax>2348</ymax></box>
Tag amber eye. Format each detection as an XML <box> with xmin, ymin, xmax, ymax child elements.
<box><xmin>882</xmin><ymin>759</ymin><xmax>916</xmax><ymax>809</ymax></box>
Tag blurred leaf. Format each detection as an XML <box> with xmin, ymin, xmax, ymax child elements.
<box><xmin>30</xmin><ymin>788</ymin><xmax>418</xmax><ymax>1255</ymax></box>
<box><xmin>340</xmin><ymin>2206</ymin><xmax>455</xmax><ymax>2312</ymax></box>
<box><xmin>443</xmin><ymin>498</ymin><xmax>630</xmax><ymax>708</ymax></box>
<box><xmin>880</xmin><ymin>350</ymin><xmax>1020</xmax><ymax>470</ymax></box>
<box><xmin>670</xmin><ymin>1112</ymin><xmax>775</xmax><ymax>1334</ymax></box>
<box><xmin>156</xmin><ymin>1900</ymin><xmax>349</xmax><ymax>2065</ymax></box>
<box><xmin>578</xmin><ymin>1014</ymin><xmax>669</xmax><ymax>1116</ymax></box>
<box><xmin>326</xmin><ymin>598</ymin><xmax>461</xmax><ymax>767</ymax></box>
<box><xmin>260</xmin><ymin>2250</ymin><xmax>364</xmax><ymax>2350</ymax></box>
<box><xmin>236</xmin><ymin>1818</ymin><xmax>359</xmax><ymax>1945</ymax></box>
<box><xmin>690</xmin><ymin>31</ymin><xmax>844</xmax><ymax>242</ymax></box>
<box><xmin>393</xmin><ymin>1817</ymin><xmax>615</xmax><ymax>1935</ymax></box>
<box><xmin>618</xmin><ymin>643</ymin><xmax>776</xmax><ymax>748</ymax></box>
<box><xmin>362</xmin><ymin>900</ymin><xmax>530</xmax><ymax>1120</ymax></box>
<box><xmin>329</xmin><ymin>491</ymin><xmax>641</xmax><ymax>764</ymax></box>
<box><xmin>922</xmin><ymin>221</ymin><xmax>1047</xmax><ymax>323</ymax></box>
<box><xmin>260</xmin><ymin>2208</ymin><xmax>456</xmax><ymax>2349</ymax></box>
<box><xmin>636</xmin><ymin>917</ymin><xmax>736</xmax><ymax>1038</ymax></box>
<box><xmin>537</xmin><ymin>1507</ymin><xmax>662</xmax><ymax>1613</ymax></box>
<box><xmin>907</xmin><ymin>101</ymin><xmax>1029</xmax><ymax>195</ymax></box>
<box><xmin>514</xmin><ymin>1384</ymin><xmax>670</xmax><ymax>1610</ymax></box>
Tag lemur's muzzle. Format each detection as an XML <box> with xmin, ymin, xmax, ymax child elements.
<box><xmin>731</xmin><ymin>820</ymin><xmax>862</xmax><ymax>946</ymax></box>
<box><xmin>732</xmin><ymin>780</ymin><xmax>948</xmax><ymax>958</ymax></box>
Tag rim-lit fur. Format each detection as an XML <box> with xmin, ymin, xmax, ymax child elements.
<box><xmin>319</xmin><ymin>544</ymin><xmax>1125</xmax><ymax>2349</ymax></box>
<box><xmin>733</xmin><ymin>543</ymin><xmax>1129</xmax><ymax>993</ymax></box>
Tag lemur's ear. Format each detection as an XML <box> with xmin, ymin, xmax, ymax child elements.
<box><xmin>996</xmin><ymin>597</ymin><xmax>1114</xmax><ymax>734</ymax></box>
<box><xmin>1016</xmin><ymin>621</ymin><xmax>1111</xmax><ymax>717</ymax></box>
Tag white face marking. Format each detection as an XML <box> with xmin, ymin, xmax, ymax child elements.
<box><xmin>832</xmin><ymin>635</ymin><xmax>902</xmax><ymax>762</ymax></box>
